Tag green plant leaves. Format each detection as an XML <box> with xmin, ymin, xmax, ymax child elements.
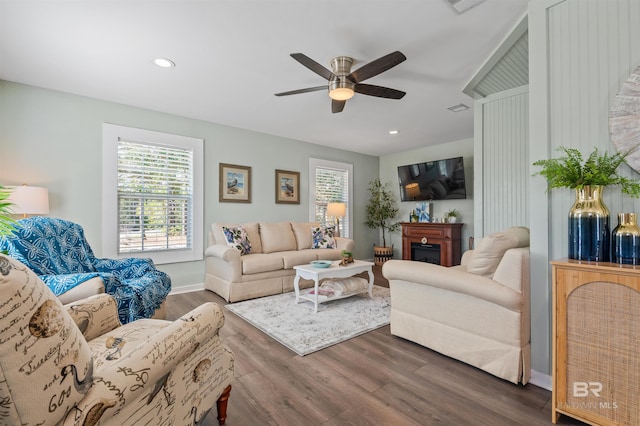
<box><xmin>532</xmin><ymin>146</ymin><xmax>640</xmax><ymax>197</ymax></box>
<box><xmin>0</xmin><ymin>185</ymin><xmax>17</xmax><ymax>237</ymax></box>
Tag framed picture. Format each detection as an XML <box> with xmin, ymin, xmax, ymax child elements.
<box><xmin>219</xmin><ymin>163</ymin><xmax>251</xmax><ymax>203</ymax></box>
<box><xmin>275</xmin><ymin>169</ymin><xmax>300</xmax><ymax>204</ymax></box>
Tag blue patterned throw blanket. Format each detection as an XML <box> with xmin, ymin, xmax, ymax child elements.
<box><xmin>0</xmin><ymin>217</ymin><xmax>171</xmax><ymax>323</ymax></box>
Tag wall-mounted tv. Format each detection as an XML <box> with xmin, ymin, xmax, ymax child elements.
<box><xmin>397</xmin><ymin>156</ymin><xmax>467</xmax><ymax>201</ymax></box>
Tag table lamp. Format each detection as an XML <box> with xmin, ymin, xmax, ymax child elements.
<box><xmin>327</xmin><ymin>202</ymin><xmax>346</xmax><ymax>237</ymax></box>
<box><xmin>7</xmin><ymin>185</ymin><xmax>50</xmax><ymax>217</ymax></box>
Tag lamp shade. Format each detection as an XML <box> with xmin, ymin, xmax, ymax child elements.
<box><xmin>7</xmin><ymin>185</ymin><xmax>49</xmax><ymax>215</ymax></box>
<box><xmin>327</xmin><ymin>202</ymin><xmax>346</xmax><ymax>218</ymax></box>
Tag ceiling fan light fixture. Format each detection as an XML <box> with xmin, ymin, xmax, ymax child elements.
<box><xmin>329</xmin><ymin>87</ymin><xmax>355</xmax><ymax>101</ymax></box>
<box><xmin>329</xmin><ymin>78</ymin><xmax>355</xmax><ymax>101</ymax></box>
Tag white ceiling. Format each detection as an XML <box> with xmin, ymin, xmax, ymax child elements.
<box><xmin>0</xmin><ymin>0</ymin><xmax>528</xmax><ymax>157</ymax></box>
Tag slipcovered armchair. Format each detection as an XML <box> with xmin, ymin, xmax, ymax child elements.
<box><xmin>382</xmin><ymin>226</ymin><xmax>530</xmax><ymax>384</ymax></box>
<box><xmin>0</xmin><ymin>217</ymin><xmax>171</xmax><ymax>323</ymax></box>
<box><xmin>0</xmin><ymin>254</ymin><xmax>234</xmax><ymax>425</ymax></box>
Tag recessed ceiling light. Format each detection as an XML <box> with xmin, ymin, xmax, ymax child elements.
<box><xmin>447</xmin><ymin>103</ymin><xmax>470</xmax><ymax>112</ymax></box>
<box><xmin>389</xmin><ymin>130</ymin><xmax>399</xmax><ymax>135</ymax></box>
<box><xmin>154</xmin><ymin>58</ymin><xmax>175</xmax><ymax>68</ymax></box>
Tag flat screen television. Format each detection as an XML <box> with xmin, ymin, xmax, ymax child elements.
<box><xmin>397</xmin><ymin>156</ymin><xmax>467</xmax><ymax>201</ymax></box>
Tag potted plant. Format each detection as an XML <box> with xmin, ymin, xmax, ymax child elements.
<box><xmin>533</xmin><ymin>146</ymin><xmax>640</xmax><ymax>262</ymax></box>
<box><xmin>364</xmin><ymin>178</ymin><xmax>400</xmax><ymax>265</ymax></box>
<box><xmin>0</xmin><ymin>185</ymin><xmax>17</xmax><ymax>238</ymax></box>
<box><xmin>339</xmin><ymin>249</ymin><xmax>354</xmax><ymax>266</ymax></box>
<box><xmin>445</xmin><ymin>208</ymin><xmax>460</xmax><ymax>223</ymax></box>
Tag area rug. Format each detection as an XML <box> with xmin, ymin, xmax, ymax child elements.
<box><xmin>225</xmin><ymin>285</ymin><xmax>390</xmax><ymax>356</ymax></box>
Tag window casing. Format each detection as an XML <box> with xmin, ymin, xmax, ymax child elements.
<box><xmin>309</xmin><ymin>158</ymin><xmax>353</xmax><ymax>238</ymax></box>
<box><xmin>103</xmin><ymin>124</ymin><xmax>203</xmax><ymax>264</ymax></box>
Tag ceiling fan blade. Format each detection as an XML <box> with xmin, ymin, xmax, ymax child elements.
<box><xmin>354</xmin><ymin>84</ymin><xmax>406</xmax><ymax>99</ymax></box>
<box><xmin>290</xmin><ymin>53</ymin><xmax>335</xmax><ymax>81</ymax></box>
<box><xmin>332</xmin><ymin>99</ymin><xmax>346</xmax><ymax>113</ymax></box>
<box><xmin>348</xmin><ymin>51</ymin><xmax>407</xmax><ymax>83</ymax></box>
<box><xmin>274</xmin><ymin>86</ymin><xmax>327</xmax><ymax>96</ymax></box>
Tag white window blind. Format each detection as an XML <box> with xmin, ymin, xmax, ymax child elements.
<box><xmin>102</xmin><ymin>123</ymin><xmax>203</xmax><ymax>265</ymax></box>
<box><xmin>117</xmin><ymin>140</ymin><xmax>193</xmax><ymax>253</ymax></box>
<box><xmin>309</xmin><ymin>159</ymin><xmax>352</xmax><ymax>238</ymax></box>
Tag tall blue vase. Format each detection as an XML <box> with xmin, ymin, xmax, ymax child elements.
<box><xmin>612</xmin><ymin>212</ymin><xmax>640</xmax><ymax>265</ymax></box>
<box><xmin>568</xmin><ymin>185</ymin><xmax>610</xmax><ymax>262</ymax></box>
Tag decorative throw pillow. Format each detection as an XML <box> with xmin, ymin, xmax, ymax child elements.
<box><xmin>466</xmin><ymin>227</ymin><xmax>530</xmax><ymax>278</ymax></box>
<box><xmin>222</xmin><ymin>226</ymin><xmax>252</xmax><ymax>255</ymax></box>
<box><xmin>311</xmin><ymin>225</ymin><xmax>336</xmax><ymax>249</ymax></box>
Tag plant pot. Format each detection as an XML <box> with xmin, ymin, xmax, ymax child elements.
<box><xmin>568</xmin><ymin>185</ymin><xmax>610</xmax><ymax>262</ymax></box>
<box><xmin>448</xmin><ymin>216</ymin><xmax>458</xmax><ymax>223</ymax></box>
<box><xmin>373</xmin><ymin>246</ymin><xmax>393</xmax><ymax>265</ymax></box>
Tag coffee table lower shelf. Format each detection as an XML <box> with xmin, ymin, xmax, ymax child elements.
<box><xmin>293</xmin><ymin>260</ymin><xmax>374</xmax><ymax>313</ymax></box>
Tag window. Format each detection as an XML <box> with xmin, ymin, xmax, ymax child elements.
<box><xmin>309</xmin><ymin>158</ymin><xmax>352</xmax><ymax>238</ymax></box>
<box><xmin>103</xmin><ymin>124</ymin><xmax>203</xmax><ymax>264</ymax></box>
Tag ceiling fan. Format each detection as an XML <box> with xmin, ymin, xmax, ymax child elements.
<box><xmin>274</xmin><ymin>51</ymin><xmax>407</xmax><ymax>113</ymax></box>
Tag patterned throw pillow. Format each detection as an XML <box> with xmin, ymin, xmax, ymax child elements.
<box><xmin>222</xmin><ymin>226</ymin><xmax>252</xmax><ymax>255</ymax></box>
<box><xmin>311</xmin><ymin>225</ymin><xmax>336</xmax><ymax>249</ymax></box>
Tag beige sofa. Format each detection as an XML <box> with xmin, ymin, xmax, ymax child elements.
<box><xmin>204</xmin><ymin>221</ymin><xmax>355</xmax><ymax>302</ymax></box>
<box><xmin>382</xmin><ymin>227</ymin><xmax>530</xmax><ymax>384</ymax></box>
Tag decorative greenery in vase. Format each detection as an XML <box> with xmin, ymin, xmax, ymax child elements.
<box><xmin>0</xmin><ymin>185</ymin><xmax>17</xmax><ymax>238</ymax></box>
<box><xmin>445</xmin><ymin>209</ymin><xmax>459</xmax><ymax>220</ymax></box>
<box><xmin>532</xmin><ymin>146</ymin><xmax>640</xmax><ymax>196</ymax></box>
<box><xmin>365</xmin><ymin>178</ymin><xmax>400</xmax><ymax>248</ymax></box>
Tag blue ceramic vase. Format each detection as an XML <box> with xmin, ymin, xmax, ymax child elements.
<box><xmin>568</xmin><ymin>185</ymin><xmax>610</xmax><ymax>262</ymax></box>
<box><xmin>612</xmin><ymin>212</ymin><xmax>640</xmax><ymax>265</ymax></box>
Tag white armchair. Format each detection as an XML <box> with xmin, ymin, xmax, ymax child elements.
<box><xmin>382</xmin><ymin>227</ymin><xmax>530</xmax><ymax>384</ymax></box>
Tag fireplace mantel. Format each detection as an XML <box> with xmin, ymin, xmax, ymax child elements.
<box><xmin>401</xmin><ymin>222</ymin><xmax>463</xmax><ymax>267</ymax></box>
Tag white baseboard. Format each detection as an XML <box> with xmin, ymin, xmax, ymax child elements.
<box><xmin>169</xmin><ymin>283</ymin><xmax>205</xmax><ymax>295</ymax></box>
<box><xmin>529</xmin><ymin>369</ymin><xmax>552</xmax><ymax>391</ymax></box>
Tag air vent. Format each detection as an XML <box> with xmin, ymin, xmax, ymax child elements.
<box><xmin>443</xmin><ymin>0</ymin><xmax>487</xmax><ymax>14</ymax></box>
<box><xmin>447</xmin><ymin>103</ymin><xmax>470</xmax><ymax>112</ymax></box>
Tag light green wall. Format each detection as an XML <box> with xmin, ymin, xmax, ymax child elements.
<box><xmin>379</xmin><ymin>138</ymin><xmax>474</xmax><ymax>260</ymax></box>
<box><xmin>529</xmin><ymin>0</ymin><xmax>640</xmax><ymax>377</ymax></box>
<box><xmin>0</xmin><ymin>81</ymin><xmax>379</xmax><ymax>288</ymax></box>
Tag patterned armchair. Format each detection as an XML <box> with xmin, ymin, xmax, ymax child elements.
<box><xmin>0</xmin><ymin>255</ymin><xmax>234</xmax><ymax>425</ymax></box>
<box><xmin>0</xmin><ymin>217</ymin><xmax>171</xmax><ymax>323</ymax></box>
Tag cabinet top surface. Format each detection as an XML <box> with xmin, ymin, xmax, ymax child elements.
<box><xmin>400</xmin><ymin>222</ymin><xmax>464</xmax><ymax>227</ymax></box>
<box><xmin>551</xmin><ymin>258</ymin><xmax>640</xmax><ymax>274</ymax></box>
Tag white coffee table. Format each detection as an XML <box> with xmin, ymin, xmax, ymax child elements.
<box><xmin>293</xmin><ymin>260</ymin><xmax>374</xmax><ymax>312</ymax></box>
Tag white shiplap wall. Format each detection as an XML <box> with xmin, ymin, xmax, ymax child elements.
<box><xmin>480</xmin><ymin>88</ymin><xmax>529</xmax><ymax>235</ymax></box>
<box><xmin>529</xmin><ymin>0</ymin><xmax>640</xmax><ymax>376</ymax></box>
<box><xmin>546</xmin><ymin>0</ymin><xmax>640</xmax><ymax>262</ymax></box>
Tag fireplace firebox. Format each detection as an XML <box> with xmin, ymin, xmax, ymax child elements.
<box><xmin>410</xmin><ymin>242</ymin><xmax>441</xmax><ymax>264</ymax></box>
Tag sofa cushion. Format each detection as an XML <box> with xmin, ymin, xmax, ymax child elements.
<box><xmin>467</xmin><ymin>227</ymin><xmax>530</xmax><ymax>278</ymax></box>
<box><xmin>222</xmin><ymin>225</ymin><xmax>252</xmax><ymax>255</ymax></box>
<box><xmin>281</xmin><ymin>250</ymin><xmax>318</xmax><ymax>269</ymax></box>
<box><xmin>242</xmin><ymin>253</ymin><xmax>284</xmax><ymax>274</ymax></box>
<box><xmin>212</xmin><ymin>222</ymin><xmax>262</xmax><ymax>253</ymax></box>
<box><xmin>0</xmin><ymin>255</ymin><xmax>94</xmax><ymax>425</ymax></box>
<box><xmin>291</xmin><ymin>221</ymin><xmax>320</xmax><ymax>250</ymax></box>
<box><xmin>312</xmin><ymin>225</ymin><xmax>336</xmax><ymax>249</ymax></box>
<box><xmin>260</xmin><ymin>222</ymin><xmax>297</xmax><ymax>253</ymax></box>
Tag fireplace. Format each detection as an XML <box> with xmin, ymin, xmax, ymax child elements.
<box><xmin>410</xmin><ymin>242</ymin><xmax>441</xmax><ymax>264</ymax></box>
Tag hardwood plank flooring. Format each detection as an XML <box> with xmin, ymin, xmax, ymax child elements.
<box><xmin>166</xmin><ymin>267</ymin><xmax>586</xmax><ymax>426</ymax></box>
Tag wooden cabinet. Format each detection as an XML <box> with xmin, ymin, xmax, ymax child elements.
<box><xmin>551</xmin><ymin>259</ymin><xmax>640</xmax><ymax>426</ymax></box>
<box><xmin>401</xmin><ymin>222</ymin><xmax>463</xmax><ymax>267</ymax></box>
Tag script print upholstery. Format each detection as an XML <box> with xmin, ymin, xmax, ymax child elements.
<box><xmin>0</xmin><ymin>254</ymin><xmax>234</xmax><ymax>425</ymax></box>
<box><xmin>0</xmin><ymin>217</ymin><xmax>171</xmax><ymax>323</ymax></box>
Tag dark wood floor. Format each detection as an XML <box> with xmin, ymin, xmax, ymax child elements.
<box><xmin>166</xmin><ymin>265</ymin><xmax>586</xmax><ymax>426</ymax></box>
